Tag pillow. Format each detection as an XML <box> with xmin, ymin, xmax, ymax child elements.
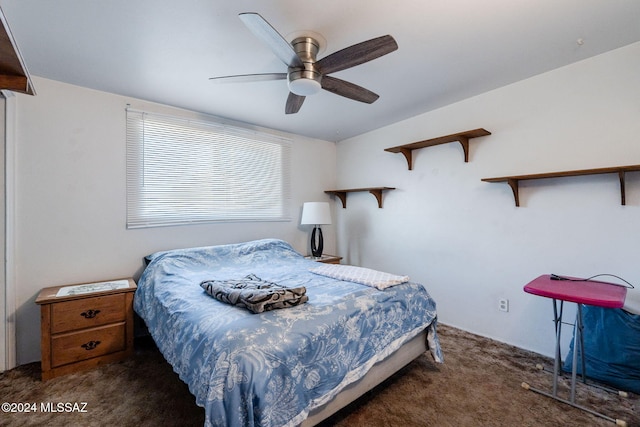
<box><xmin>309</xmin><ymin>264</ymin><xmax>409</xmax><ymax>290</ymax></box>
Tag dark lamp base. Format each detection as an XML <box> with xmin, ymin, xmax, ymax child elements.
<box><xmin>311</xmin><ymin>226</ymin><xmax>324</xmax><ymax>258</ymax></box>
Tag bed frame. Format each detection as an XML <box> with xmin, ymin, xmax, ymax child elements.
<box><xmin>302</xmin><ymin>329</ymin><xmax>428</xmax><ymax>426</ymax></box>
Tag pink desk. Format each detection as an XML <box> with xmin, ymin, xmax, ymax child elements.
<box><xmin>524</xmin><ymin>274</ymin><xmax>626</xmax><ymax>309</ymax></box>
<box><xmin>523</xmin><ymin>274</ymin><xmax>627</xmax><ymax>425</ymax></box>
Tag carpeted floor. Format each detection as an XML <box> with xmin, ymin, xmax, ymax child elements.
<box><xmin>0</xmin><ymin>325</ymin><xmax>637</xmax><ymax>426</ymax></box>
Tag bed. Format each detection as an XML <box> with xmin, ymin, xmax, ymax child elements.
<box><xmin>134</xmin><ymin>238</ymin><xmax>442</xmax><ymax>427</ymax></box>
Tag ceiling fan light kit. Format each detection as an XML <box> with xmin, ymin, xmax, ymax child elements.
<box><xmin>211</xmin><ymin>13</ymin><xmax>398</xmax><ymax>114</ymax></box>
<box><xmin>288</xmin><ymin>75</ymin><xmax>321</xmax><ymax>96</ymax></box>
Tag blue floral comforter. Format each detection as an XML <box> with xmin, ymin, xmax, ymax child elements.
<box><xmin>134</xmin><ymin>239</ymin><xmax>442</xmax><ymax>427</ymax></box>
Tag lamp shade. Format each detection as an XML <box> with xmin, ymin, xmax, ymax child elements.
<box><xmin>300</xmin><ymin>202</ymin><xmax>331</xmax><ymax>225</ymax></box>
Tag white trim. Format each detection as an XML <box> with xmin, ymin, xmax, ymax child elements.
<box><xmin>2</xmin><ymin>90</ymin><xmax>16</xmax><ymax>371</ymax></box>
<box><xmin>0</xmin><ymin>92</ymin><xmax>4</xmax><ymax>371</ymax></box>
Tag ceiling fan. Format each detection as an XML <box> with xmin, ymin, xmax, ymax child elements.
<box><xmin>209</xmin><ymin>12</ymin><xmax>398</xmax><ymax>114</ymax></box>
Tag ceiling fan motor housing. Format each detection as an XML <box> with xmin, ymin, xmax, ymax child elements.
<box><xmin>288</xmin><ymin>36</ymin><xmax>322</xmax><ymax>96</ymax></box>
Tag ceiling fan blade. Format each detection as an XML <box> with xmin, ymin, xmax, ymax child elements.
<box><xmin>321</xmin><ymin>75</ymin><xmax>379</xmax><ymax>104</ymax></box>
<box><xmin>285</xmin><ymin>92</ymin><xmax>305</xmax><ymax>114</ymax></box>
<box><xmin>316</xmin><ymin>35</ymin><xmax>398</xmax><ymax>75</ymax></box>
<box><xmin>209</xmin><ymin>73</ymin><xmax>287</xmax><ymax>83</ymax></box>
<box><xmin>239</xmin><ymin>13</ymin><xmax>303</xmax><ymax>68</ymax></box>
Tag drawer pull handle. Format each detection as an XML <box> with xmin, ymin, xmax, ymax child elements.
<box><xmin>81</xmin><ymin>340</ymin><xmax>101</xmax><ymax>351</ymax></box>
<box><xmin>80</xmin><ymin>309</ymin><xmax>101</xmax><ymax>319</ymax></box>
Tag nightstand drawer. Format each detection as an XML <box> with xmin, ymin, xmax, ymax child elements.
<box><xmin>51</xmin><ymin>293</ymin><xmax>126</xmax><ymax>334</ymax></box>
<box><xmin>51</xmin><ymin>322</ymin><xmax>126</xmax><ymax>368</ymax></box>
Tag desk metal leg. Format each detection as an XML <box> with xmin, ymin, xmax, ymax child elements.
<box><xmin>578</xmin><ymin>304</ymin><xmax>587</xmax><ymax>385</ymax></box>
<box><xmin>522</xmin><ymin>301</ymin><xmax>628</xmax><ymax>426</ymax></box>
<box><xmin>521</xmin><ymin>382</ymin><xmax>627</xmax><ymax>426</ymax></box>
<box><xmin>570</xmin><ymin>304</ymin><xmax>582</xmax><ymax>402</ymax></box>
<box><xmin>552</xmin><ymin>299</ymin><xmax>564</xmax><ymax>397</ymax></box>
<box><xmin>570</xmin><ymin>304</ymin><xmax>589</xmax><ymax>401</ymax></box>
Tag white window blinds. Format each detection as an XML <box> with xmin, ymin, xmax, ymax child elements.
<box><xmin>126</xmin><ymin>108</ymin><xmax>292</xmax><ymax>228</ymax></box>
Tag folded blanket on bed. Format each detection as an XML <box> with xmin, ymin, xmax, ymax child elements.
<box><xmin>200</xmin><ymin>274</ymin><xmax>308</xmax><ymax>313</ymax></box>
<box><xmin>309</xmin><ymin>264</ymin><xmax>409</xmax><ymax>290</ymax></box>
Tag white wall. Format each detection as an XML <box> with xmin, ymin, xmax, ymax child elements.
<box><xmin>12</xmin><ymin>77</ymin><xmax>337</xmax><ymax>364</ymax></box>
<box><xmin>335</xmin><ymin>42</ymin><xmax>640</xmax><ymax>357</ymax></box>
<box><xmin>10</xmin><ymin>42</ymin><xmax>640</xmax><ymax>365</ymax></box>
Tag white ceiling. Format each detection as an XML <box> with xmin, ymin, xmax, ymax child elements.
<box><xmin>2</xmin><ymin>0</ymin><xmax>640</xmax><ymax>142</ymax></box>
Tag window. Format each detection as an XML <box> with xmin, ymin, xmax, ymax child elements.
<box><xmin>126</xmin><ymin>108</ymin><xmax>291</xmax><ymax>228</ymax></box>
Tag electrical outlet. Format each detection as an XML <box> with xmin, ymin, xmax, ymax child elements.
<box><xmin>499</xmin><ymin>298</ymin><xmax>509</xmax><ymax>312</ymax></box>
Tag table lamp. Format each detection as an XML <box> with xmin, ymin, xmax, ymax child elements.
<box><xmin>301</xmin><ymin>202</ymin><xmax>331</xmax><ymax>258</ymax></box>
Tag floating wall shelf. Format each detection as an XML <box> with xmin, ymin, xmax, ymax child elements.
<box><xmin>384</xmin><ymin>128</ymin><xmax>491</xmax><ymax>170</ymax></box>
<box><xmin>482</xmin><ymin>165</ymin><xmax>640</xmax><ymax>207</ymax></box>
<box><xmin>325</xmin><ymin>187</ymin><xmax>395</xmax><ymax>208</ymax></box>
<box><xmin>0</xmin><ymin>8</ymin><xmax>35</xmax><ymax>95</ymax></box>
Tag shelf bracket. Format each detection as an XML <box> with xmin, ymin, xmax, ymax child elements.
<box><xmin>333</xmin><ymin>191</ymin><xmax>348</xmax><ymax>208</ymax></box>
<box><xmin>458</xmin><ymin>136</ymin><xmax>470</xmax><ymax>163</ymax></box>
<box><xmin>618</xmin><ymin>171</ymin><xmax>626</xmax><ymax>205</ymax></box>
<box><xmin>507</xmin><ymin>179</ymin><xmax>520</xmax><ymax>207</ymax></box>
<box><xmin>368</xmin><ymin>189</ymin><xmax>384</xmax><ymax>208</ymax></box>
<box><xmin>399</xmin><ymin>148</ymin><xmax>413</xmax><ymax>171</ymax></box>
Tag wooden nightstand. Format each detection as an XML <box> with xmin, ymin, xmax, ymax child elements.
<box><xmin>305</xmin><ymin>254</ymin><xmax>342</xmax><ymax>264</ymax></box>
<box><xmin>35</xmin><ymin>278</ymin><xmax>137</xmax><ymax>381</ymax></box>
